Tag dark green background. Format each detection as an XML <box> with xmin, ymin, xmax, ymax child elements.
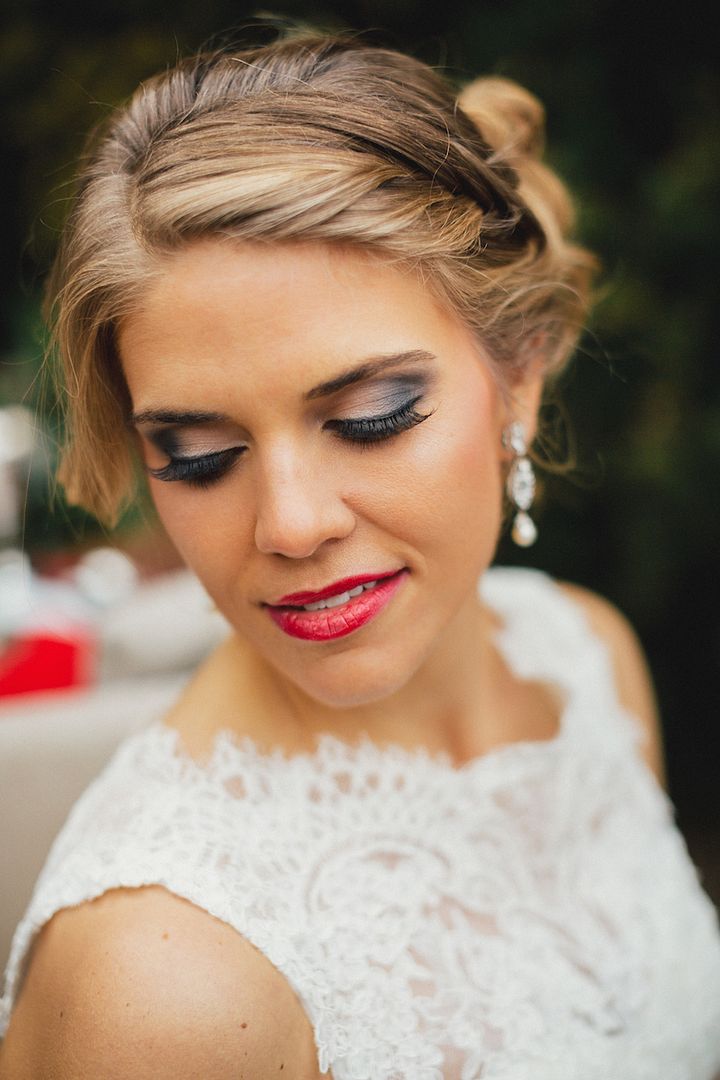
<box><xmin>2</xmin><ymin>1</ymin><xmax>718</xmax><ymax>888</ymax></box>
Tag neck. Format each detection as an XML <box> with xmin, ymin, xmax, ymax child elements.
<box><xmin>218</xmin><ymin>588</ymin><xmax>501</xmax><ymax>763</ymax></box>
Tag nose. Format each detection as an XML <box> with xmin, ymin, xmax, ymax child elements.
<box><xmin>253</xmin><ymin>448</ymin><xmax>356</xmax><ymax>559</ymax></box>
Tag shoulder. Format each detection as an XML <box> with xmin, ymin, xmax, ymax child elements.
<box><xmin>0</xmin><ymin>886</ymin><xmax>320</xmax><ymax>1080</ymax></box>
<box><xmin>556</xmin><ymin>581</ymin><xmax>666</xmax><ymax>786</ymax></box>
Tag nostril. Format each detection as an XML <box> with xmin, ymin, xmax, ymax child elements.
<box><xmin>254</xmin><ymin>492</ymin><xmax>356</xmax><ymax>559</ymax></box>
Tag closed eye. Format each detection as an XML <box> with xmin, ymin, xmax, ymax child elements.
<box><xmin>326</xmin><ymin>396</ymin><xmax>435</xmax><ymax>446</ymax></box>
<box><xmin>146</xmin><ymin>397</ymin><xmax>435</xmax><ymax>488</ymax></box>
<box><xmin>147</xmin><ymin>447</ymin><xmax>244</xmax><ymax>488</ymax></box>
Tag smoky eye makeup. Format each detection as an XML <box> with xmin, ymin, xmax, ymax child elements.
<box><xmin>327</xmin><ymin>395</ymin><xmax>434</xmax><ymax>447</ymax></box>
<box><xmin>322</xmin><ymin>372</ymin><xmax>436</xmax><ymax>442</ymax></box>
<box><xmin>332</xmin><ymin>373</ymin><xmax>431</xmax><ymax>417</ymax></box>
<box><xmin>141</xmin><ymin>425</ymin><xmax>245</xmax><ymax>487</ymax></box>
<box><xmin>147</xmin><ymin>427</ymin><xmax>210</xmax><ymax>458</ymax></box>
<box><xmin>147</xmin><ymin>449</ymin><xmax>242</xmax><ymax>486</ymax></box>
<box><xmin>139</xmin><ymin>370</ymin><xmax>438</xmax><ymax>487</ymax></box>
<box><xmin>145</xmin><ymin>421</ymin><xmax>249</xmax><ymax>458</ymax></box>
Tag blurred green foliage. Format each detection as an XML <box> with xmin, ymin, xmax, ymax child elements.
<box><xmin>1</xmin><ymin>0</ymin><xmax>718</xmax><ymax>820</ymax></box>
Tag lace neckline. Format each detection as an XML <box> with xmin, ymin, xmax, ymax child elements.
<box><xmin>148</xmin><ymin>568</ymin><xmax>576</xmax><ymax>781</ymax></box>
<box><xmin>154</xmin><ymin>708</ymin><xmax>567</xmax><ymax>780</ymax></box>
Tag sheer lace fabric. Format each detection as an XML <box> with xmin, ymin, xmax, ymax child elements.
<box><xmin>2</xmin><ymin>568</ymin><xmax>720</xmax><ymax>1078</ymax></box>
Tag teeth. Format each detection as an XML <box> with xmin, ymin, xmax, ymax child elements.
<box><xmin>300</xmin><ymin>579</ymin><xmax>378</xmax><ymax>612</ymax></box>
<box><xmin>327</xmin><ymin>591</ymin><xmax>352</xmax><ymax>607</ymax></box>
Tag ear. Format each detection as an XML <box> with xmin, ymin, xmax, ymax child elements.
<box><xmin>502</xmin><ymin>355</ymin><xmax>546</xmax><ymax>445</ymax></box>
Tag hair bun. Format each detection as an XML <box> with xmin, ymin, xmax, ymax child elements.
<box><xmin>458</xmin><ymin>74</ymin><xmax>579</xmax><ymax>243</ymax></box>
<box><xmin>457</xmin><ymin>76</ymin><xmax>545</xmax><ymax>161</ymax></box>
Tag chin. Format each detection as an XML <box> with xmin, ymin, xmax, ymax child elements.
<box><xmin>282</xmin><ymin>647</ymin><xmax>417</xmax><ymax>711</ymax></box>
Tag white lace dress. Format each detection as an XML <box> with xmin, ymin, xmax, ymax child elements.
<box><xmin>2</xmin><ymin>567</ymin><xmax>720</xmax><ymax>1079</ymax></box>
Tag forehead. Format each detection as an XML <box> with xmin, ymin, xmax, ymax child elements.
<box><xmin>117</xmin><ymin>239</ymin><xmax>486</xmax><ymax>404</ymax></box>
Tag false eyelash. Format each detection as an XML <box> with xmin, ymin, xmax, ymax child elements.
<box><xmin>328</xmin><ymin>396</ymin><xmax>434</xmax><ymax>446</ymax></box>
<box><xmin>147</xmin><ymin>397</ymin><xmax>435</xmax><ymax>488</ymax></box>
<box><xmin>147</xmin><ymin>447</ymin><xmax>242</xmax><ymax>488</ymax></box>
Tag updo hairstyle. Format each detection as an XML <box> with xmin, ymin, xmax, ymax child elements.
<box><xmin>47</xmin><ymin>30</ymin><xmax>597</xmax><ymax>526</ymax></box>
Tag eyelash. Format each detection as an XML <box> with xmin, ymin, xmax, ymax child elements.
<box><xmin>147</xmin><ymin>397</ymin><xmax>434</xmax><ymax>489</ymax></box>
<box><xmin>325</xmin><ymin>396</ymin><xmax>432</xmax><ymax>446</ymax></box>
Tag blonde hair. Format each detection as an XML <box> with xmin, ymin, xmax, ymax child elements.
<box><xmin>48</xmin><ymin>31</ymin><xmax>597</xmax><ymax>525</ymax></box>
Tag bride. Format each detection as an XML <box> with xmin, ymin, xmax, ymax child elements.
<box><xmin>1</xmin><ymin>29</ymin><xmax>718</xmax><ymax>1080</ymax></box>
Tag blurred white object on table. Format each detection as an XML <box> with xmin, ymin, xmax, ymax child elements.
<box><xmin>96</xmin><ymin>568</ymin><xmax>230</xmax><ymax>679</ymax></box>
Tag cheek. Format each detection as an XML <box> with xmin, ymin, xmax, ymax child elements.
<box><xmin>403</xmin><ymin>382</ymin><xmax>504</xmax><ymax>551</ymax></box>
<box><xmin>440</xmin><ymin>436</ymin><xmax>503</xmax><ymax>569</ymax></box>
<box><xmin>148</xmin><ymin>482</ymin><xmax>243</xmax><ymax>585</ymax></box>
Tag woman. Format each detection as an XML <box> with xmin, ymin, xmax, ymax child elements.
<box><xmin>1</xmin><ymin>30</ymin><xmax>719</xmax><ymax>1079</ymax></box>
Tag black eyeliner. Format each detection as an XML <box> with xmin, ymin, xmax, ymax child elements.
<box><xmin>327</xmin><ymin>396</ymin><xmax>434</xmax><ymax>443</ymax></box>
<box><xmin>147</xmin><ymin>447</ymin><xmax>241</xmax><ymax>486</ymax></box>
<box><xmin>144</xmin><ymin>389</ymin><xmax>435</xmax><ymax>488</ymax></box>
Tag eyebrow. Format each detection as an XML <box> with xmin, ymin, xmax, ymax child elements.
<box><xmin>130</xmin><ymin>349</ymin><xmax>436</xmax><ymax>427</ymax></box>
<box><xmin>304</xmin><ymin>349</ymin><xmax>435</xmax><ymax>400</ymax></box>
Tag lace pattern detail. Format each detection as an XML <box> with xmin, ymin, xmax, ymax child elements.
<box><xmin>2</xmin><ymin>568</ymin><xmax>720</xmax><ymax>1079</ymax></box>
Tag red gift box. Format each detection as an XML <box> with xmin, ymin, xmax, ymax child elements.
<box><xmin>0</xmin><ymin>628</ymin><xmax>96</xmax><ymax>697</ymax></box>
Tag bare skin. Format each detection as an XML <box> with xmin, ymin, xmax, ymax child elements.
<box><xmin>0</xmin><ymin>594</ymin><xmax>663</xmax><ymax>1079</ymax></box>
<box><xmin>0</xmin><ymin>241</ymin><xmax>665</xmax><ymax>1079</ymax></box>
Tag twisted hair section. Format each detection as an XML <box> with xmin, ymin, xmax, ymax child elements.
<box><xmin>47</xmin><ymin>31</ymin><xmax>597</xmax><ymax>525</ymax></box>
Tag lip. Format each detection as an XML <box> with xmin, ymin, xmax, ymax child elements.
<box><xmin>266</xmin><ymin>568</ymin><xmax>409</xmax><ymax>642</ymax></box>
<box><xmin>269</xmin><ymin>570</ymin><xmax>402</xmax><ymax>607</ymax></box>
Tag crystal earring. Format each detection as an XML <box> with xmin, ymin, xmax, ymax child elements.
<box><xmin>502</xmin><ymin>420</ymin><xmax>538</xmax><ymax>547</ymax></box>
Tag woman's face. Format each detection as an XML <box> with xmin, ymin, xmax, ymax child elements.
<box><xmin>119</xmin><ymin>240</ymin><xmax>538</xmax><ymax>709</ymax></box>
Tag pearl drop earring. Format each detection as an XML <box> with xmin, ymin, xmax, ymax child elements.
<box><xmin>502</xmin><ymin>420</ymin><xmax>538</xmax><ymax>547</ymax></box>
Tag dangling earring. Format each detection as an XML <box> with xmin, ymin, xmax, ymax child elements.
<box><xmin>502</xmin><ymin>420</ymin><xmax>538</xmax><ymax>547</ymax></box>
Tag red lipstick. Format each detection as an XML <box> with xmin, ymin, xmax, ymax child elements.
<box><xmin>266</xmin><ymin>569</ymin><xmax>409</xmax><ymax>642</ymax></box>
<box><xmin>271</xmin><ymin>571</ymin><xmax>400</xmax><ymax>607</ymax></box>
